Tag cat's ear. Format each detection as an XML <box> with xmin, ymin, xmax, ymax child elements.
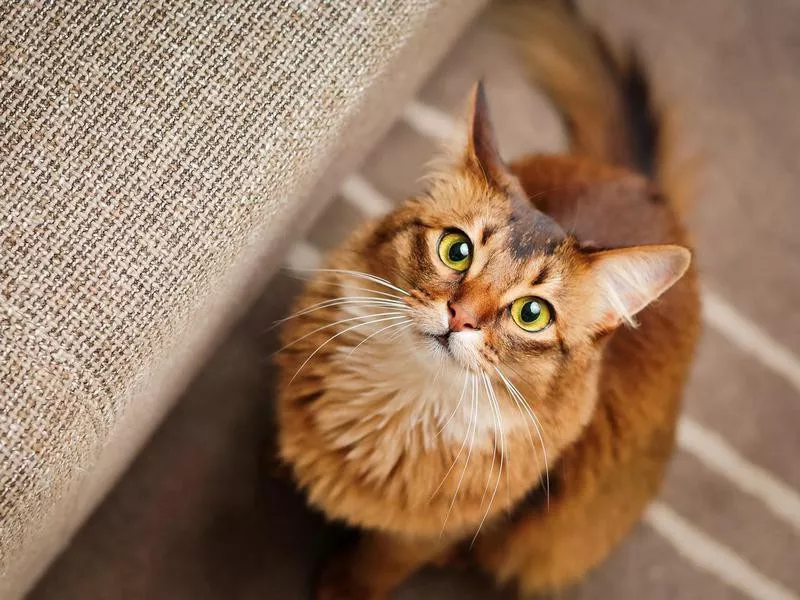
<box><xmin>464</xmin><ymin>81</ymin><xmax>515</xmax><ymax>190</ymax></box>
<box><xmin>587</xmin><ymin>244</ymin><xmax>691</xmax><ymax>331</ymax></box>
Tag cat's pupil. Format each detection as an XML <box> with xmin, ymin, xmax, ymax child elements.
<box><xmin>521</xmin><ymin>300</ymin><xmax>541</xmax><ymax>323</ymax></box>
<box><xmin>449</xmin><ymin>242</ymin><xmax>469</xmax><ymax>263</ymax></box>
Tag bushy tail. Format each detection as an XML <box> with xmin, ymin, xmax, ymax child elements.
<box><xmin>494</xmin><ymin>0</ymin><xmax>692</xmax><ymax>213</ymax></box>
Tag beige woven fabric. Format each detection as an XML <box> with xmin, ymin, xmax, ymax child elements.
<box><xmin>0</xmin><ymin>0</ymin><xmax>484</xmax><ymax>595</ymax></box>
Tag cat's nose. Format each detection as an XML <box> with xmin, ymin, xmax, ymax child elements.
<box><xmin>448</xmin><ymin>301</ymin><xmax>478</xmax><ymax>331</ymax></box>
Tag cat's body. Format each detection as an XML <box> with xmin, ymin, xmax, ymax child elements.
<box><xmin>277</xmin><ymin>2</ymin><xmax>700</xmax><ymax>598</ymax></box>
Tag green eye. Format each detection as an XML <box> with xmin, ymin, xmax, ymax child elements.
<box><xmin>510</xmin><ymin>297</ymin><xmax>553</xmax><ymax>332</ymax></box>
<box><xmin>438</xmin><ymin>231</ymin><xmax>472</xmax><ymax>272</ymax></box>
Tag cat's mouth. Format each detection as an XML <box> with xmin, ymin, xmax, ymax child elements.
<box><xmin>431</xmin><ymin>332</ymin><xmax>452</xmax><ymax>353</ymax></box>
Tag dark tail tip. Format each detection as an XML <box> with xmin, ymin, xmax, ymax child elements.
<box><xmin>619</xmin><ymin>49</ymin><xmax>660</xmax><ymax>178</ymax></box>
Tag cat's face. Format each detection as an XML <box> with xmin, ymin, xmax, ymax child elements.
<box><xmin>362</xmin><ymin>174</ymin><xmax>607</xmax><ymax>387</ymax></box>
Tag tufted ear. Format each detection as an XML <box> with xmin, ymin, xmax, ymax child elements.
<box><xmin>464</xmin><ymin>81</ymin><xmax>516</xmax><ymax>190</ymax></box>
<box><xmin>588</xmin><ymin>244</ymin><xmax>691</xmax><ymax>331</ymax></box>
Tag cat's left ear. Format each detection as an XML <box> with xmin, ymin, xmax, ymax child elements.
<box><xmin>464</xmin><ymin>81</ymin><xmax>517</xmax><ymax>190</ymax></box>
<box><xmin>587</xmin><ymin>244</ymin><xmax>691</xmax><ymax>332</ymax></box>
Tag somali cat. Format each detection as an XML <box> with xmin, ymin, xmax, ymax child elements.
<box><xmin>276</xmin><ymin>2</ymin><xmax>700</xmax><ymax>598</ymax></box>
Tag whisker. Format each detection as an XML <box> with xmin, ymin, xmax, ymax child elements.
<box><xmin>286</xmin><ymin>273</ymin><xmax>407</xmax><ymax>301</ymax></box>
<box><xmin>430</xmin><ymin>373</ymin><xmax>473</xmax><ymax>500</ymax></box>
<box><xmin>288</xmin><ymin>268</ymin><xmax>411</xmax><ymax>297</ymax></box>
<box><xmin>435</xmin><ymin>371</ymin><xmax>470</xmax><ymax>438</ymax></box>
<box><xmin>347</xmin><ymin>319</ymin><xmax>413</xmax><ymax>356</ymax></box>
<box><xmin>497</xmin><ymin>369</ymin><xmax>541</xmax><ymax>493</ymax></box>
<box><xmin>269</xmin><ymin>296</ymin><xmax>409</xmax><ymax>330</ymax></box>
<box><xmin>289</xmin><ymin>315</ymin><xmax>410</xmax><ymax>384</ymax></box>
<box><xmin>441</xmin><ymin>373</ymin><xmax>479</xmax><ymax>535</ymax></box>
<box><xmin>477</xmin><ymin>373</ymin><xmax>498</xmax><ymax>512</ymax></box>
<box><xmin>489</xmin><ymin>373</ymin><xmax>510</xmax><ymax>511</ymax></box>
<box><xmin>275</xmin><ymin>297</ymin><xmax>408</xmax><ymax>322</ymax></box>
<box><xmin>385</xmin><ymin>322</ymin><xmax>414</xmax><ymax>342</ymax></box>
<box><xmin>431</xmin><ymin>353</ymin><xmax>445</xmax><ymax>387</ymax></box>
<box><xmin>495</xmin><ymin>366</ymin><xmax>550</xmax><ymax>509</ymax></box>
<box><xmin>472</xmin><ymin>372</ymin><xmax>506</xmax><ymax>546</ymax></box>
<box><xmin>274</xmin><ymin>312</ymin><xmax>407</xmax><ymax>355</ymax></box>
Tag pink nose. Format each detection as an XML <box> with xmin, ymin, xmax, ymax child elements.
<box><xmin>448</xmin><ymin>301</ymin><xmax>478</xmax><ymax>331</ymax></box>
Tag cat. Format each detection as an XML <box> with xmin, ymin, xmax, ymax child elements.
<box><xmin>276</xmin><ymin>1</ymin><xmax>700</xmax><ymax>598</ymax></box>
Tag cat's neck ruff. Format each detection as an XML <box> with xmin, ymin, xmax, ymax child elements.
<box><xmin>327</xmin><ymin>324</ymin><xmax>524</xmax><ymax>451</ymax></box>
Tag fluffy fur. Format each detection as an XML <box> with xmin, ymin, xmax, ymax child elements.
<box><xmin>276</xmin><ymin>2</ymin><xmax>700</xmax><ymax>598</ymax></box>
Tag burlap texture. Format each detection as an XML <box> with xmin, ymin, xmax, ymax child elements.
<box><xmin>0</xmin><ymin>0</ymin><xmax>484</xmax><ymax>596</ymax></box>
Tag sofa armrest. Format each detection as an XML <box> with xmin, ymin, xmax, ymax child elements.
<box><xmin>0</xmin><ymin>1</ymin><xmax>485</xmax><ymax>596</ymax></box>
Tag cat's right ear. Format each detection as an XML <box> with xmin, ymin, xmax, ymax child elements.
<box><xmin>587</xmin><ymin>244</ymin><xmax>691</xmax><ymax>332</ymax></box>
<box><xmin>463</xmin><ymin>81</ymin><xmax>516</xmax><ymax>191</ymax></box>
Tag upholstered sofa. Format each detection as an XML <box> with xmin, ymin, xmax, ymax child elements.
<box><xmin>0</xmin><ymin>1</ymin><xmax>486</xmax><ymax>596</ymax></box>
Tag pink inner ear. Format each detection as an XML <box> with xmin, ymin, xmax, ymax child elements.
<box><xmin>591</xmin><ymin>245</ymin><xmax>691</xmax><ymax>330</ymax></box>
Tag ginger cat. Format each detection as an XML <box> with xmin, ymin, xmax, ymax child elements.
<box><xmin>276</xmin><ymin>1</ymin><xmax>700</xmax><ymax>597</ymax></box>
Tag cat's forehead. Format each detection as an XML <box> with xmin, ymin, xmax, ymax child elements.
<box><xmin>466</xmin><ymin>194</ymin><xmax>565</xmax><ymax>257</ymax></box>
<box><xmin>463</xmin><ymin>199</ymin><xmax>570</xmax><ymax>290</ymax></box>
<box><xmin>505</xmin><ymin>194</ymin><xmax>566</xmax><ymax>258</ymax></box>
<box><xmin>434</xmin><ymin>187</ymin><xmax>564</xmax><ymax>245</ymax></box>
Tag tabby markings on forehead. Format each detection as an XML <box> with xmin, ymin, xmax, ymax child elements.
<box><xmin>531</xmin><ymin>265</ymin><xmax>550</xmax><ymax>287</ymax></box>
<box><xmin>507</xmin><ymin>195</ymin><xmax>566</xmax><ymax>260</ymax></box>
<box><xmin>480</xmin><ymin>225</ymin><xmax>498</xmax><ymax>245</ymax></box>
<box><xmin>370</xmin><ymin>217</ymin><xmax>427</xmax><ymax>248</ymax></box>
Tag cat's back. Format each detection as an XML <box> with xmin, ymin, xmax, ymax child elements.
<box><xmin>510</xmin><ymin>154</ymin><xmax>683</xmax><ymax>250</ymax></box>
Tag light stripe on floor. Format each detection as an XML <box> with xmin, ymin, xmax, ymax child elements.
<box><xmin>286</xmin><ymin>241</ymin><xmax>322</xmax><ymax>271</ymax></box>
<box><xmin>340</xmin><ymin>175</ymin><xmax>395</xmax><ymax>217</ymax></box>
<box><xmin>677</xmin><ymin>419</ymin><xmax>800</xmax><ymax>533</ymax></box>
<box><xmin>646</xmin><ymin>502</ymin><xmax>799</xmax><ymax>600</ymax></box>
<box><xmin>403</xmin><ymin>101</ymin><xmax>463</xmax><ymax>143</ymax></box>
<box><xmin>403</xmin><ymin>101</ymin><xmax>462</xmax><ymax>144</ymax></box>
<box><xmin>702</xmin><ymin>290</ymin><xmax>800</xmax><ymax>397</ymax></box>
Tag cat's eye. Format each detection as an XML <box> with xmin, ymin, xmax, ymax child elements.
<box><xmin>510</xmin><ymin>296</ymin><xmax>553</xmax><ymax>332</ymax></box>
<box><xmin>438</xmin><ymin>230</ymin><xmax>473</xmax><ymax>272</ymax></box>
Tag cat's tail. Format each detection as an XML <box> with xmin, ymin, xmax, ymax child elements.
<box><xmin>495</xmin><ymin>0</ymin><xmax>693</xmax><ymax>214</ymax></box>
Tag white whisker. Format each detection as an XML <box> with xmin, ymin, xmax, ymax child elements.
<box><xmin>490</xmin><ymin>373</ymin><xmax>510</xmax><ymax>510</ymax></box>
<box><xmin>270</xmin><ymin>296</ymin><xmax>409</xmax><ymax>329</ymax></box>
<box><xmin>385</xmin><ymin>322</ymin><xmax>414</xmax><ymax>342</ymax></box>
<box><xmin>289</xmin><ymin>315</ymin><xmax>410</xmax><ymax>384</ymax></box>
<box><xmin>435</xmin><ymin>371</ymin><xmax>470</xmax><ymax>438</ymax></box>
<box><xmin>432</xmin><ymin>353</ymin><xmax>445</xmax><ymax>387</ymax></box>
<box><xmin>499</xmin><ymin>370</ymin><xmax>542</xmax><ymax>493</ymax></box>
<box><xmin>347</xmin><ymin>319</ymin><xmax>413</xmax><ymax>356</ymax></box>
<box><xmin>472</xmin><ymin>372</ymin><xmax>506</xmax><ymax>546</ymax></box>
<box><xmin>441</xmin><ymin>374</ymin><xmax>479</xmax><ymax>535</ymax></box>
<box><xmin>289</xmin><ymin>268</ymin><xmax>411</xmax><ymax>297</ymax></box>
<box><xmin>286</xmin><ymin>273</ymin><xmax>407</xmax><ymax>301</ymax></box>
<box><xmin>477</xmin><ymin>373</ymin><xmax>498</xmax><ymax>512</ymax></box>
<box><xmin>275</xmin><ymin>312</ymin><xmax>408</xmax><ymax>355</ymax></box>
<box><xmin>495</xmin><ymin>367</ymin><xmax>550</xmax><ymax>509</ymax></box>
<box><xmin>431</xmin><ymin>373</ymin><xmax>473</xmax><ymax>500</ymax></box>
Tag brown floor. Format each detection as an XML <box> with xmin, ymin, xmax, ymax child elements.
<box><xmin>30</xmin><ymin>1</ymin><xmax>800</xmax><ymax>598</ymax></box>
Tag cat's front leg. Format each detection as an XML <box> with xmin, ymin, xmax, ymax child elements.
<box><xmin>316</xmin><ymin>531</ymin><xmax>451</xmax><ymax>600</ymax></box>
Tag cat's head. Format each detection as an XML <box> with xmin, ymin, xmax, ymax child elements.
<box><xmin>360</xmin><ymin>83</ymin><xmax>690</xmax><ymax>379</ymax></box>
